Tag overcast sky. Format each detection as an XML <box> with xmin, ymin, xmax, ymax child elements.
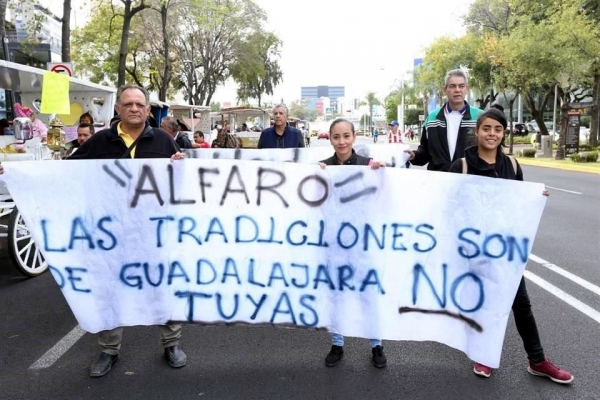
<box><xmin>213</xmin><ymin>0</ymin><xmax>474</xmax><ymax>105</ymax></box>
<box><xmin>38</xmin><ymin>0</ymin><xmax>474</xmax><ymax>105</ymax></box>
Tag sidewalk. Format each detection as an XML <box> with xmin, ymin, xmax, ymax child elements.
<box><xmin>507</xmin><ymin>144</ymin><xmax>600</xmax><ymax>174</ymax></box>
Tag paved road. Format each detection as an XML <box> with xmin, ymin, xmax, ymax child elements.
<box><xmin>0</xmin><ymin>139</ymin><xmax>598</xmax><ymax>399</ymax></box>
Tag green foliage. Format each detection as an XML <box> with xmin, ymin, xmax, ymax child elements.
<box><xmin>289</xmin><ymin>101</ymin><xmax>317</xmax><ymax>121</ymax></box>
<box><xmin>71</xmin><ymin>3</ymin><xmax>144</xmax><ymax>86</ymax></box>
<box><xmin>385</xmin><ymin>96</ymin><xmax>399</xmax><ymax>122</ymax></box>
<box><xmin>210</xmin><ymin>101</ymin><xmax>221</xmax><ymax>111</ymax></box>
<box><xmin>585</xmin><ymin>151</ymin><xmax>598</xmax><ymax>162</ymax></box>
<box><xmin>522</xmin><ymin>148</ymin><xmax>537</xmax><ymax>158</ymax></box>
<box><xmin>512</xmin><ymin>136</ymin><xmax>532</xmax><ymax>144</ymax></box>
<box><xmin>72</xmin><ymin>0</ymin><xmax>279</xmax><ymax>106</ymax></box>
<box><xmin>232</xmin><ymin>30</ymin><xmax>283</xmax><ymax>107</ymax></box>
<box><xmin>405</xmin><ymin>108</ymin><xmax>424</xmax><ymax>126</ymax></box>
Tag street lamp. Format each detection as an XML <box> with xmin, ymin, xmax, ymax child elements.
<box><xmin>183</xmin><ymin>60</ymin><xmax>194</xmax><ymax>105</ymax></box>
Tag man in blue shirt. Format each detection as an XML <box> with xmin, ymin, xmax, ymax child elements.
<box><xmin>257</xmin><ymin>104</ymin><xmax>305</xmax><ymax>149</ymax></box>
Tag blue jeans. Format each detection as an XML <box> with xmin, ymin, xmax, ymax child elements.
<box><xmin>331</xmin><ymin>333</ymin><xmax>381</xmax><ymax>347</ymax></box>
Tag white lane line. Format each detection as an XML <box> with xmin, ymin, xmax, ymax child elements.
<box><xmin>529</xmin><ymin>254</ymin><xmax>600</xmax><ymax>297</ymax></box>
<box><xmin>28</xmin><ymin>325</ymin><xmax>86</xmax><ymax>369</ymax></box>
<box><xmin>544</xmin><ymin>185</ymin><xmax>583</xmax><ymax>195</ymax></box>
<box><xmin>524</xmin><ymin>270</ymin><xmax>600</xmax><ymax>324</ymax></box>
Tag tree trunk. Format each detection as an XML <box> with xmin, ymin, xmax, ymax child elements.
<box><xmin>505</xmin><ymin>91</ymin><xmax>517</xmax><ymax>155</ymax></box>
<box><xmin>159</xmin><ymin>3</ymin><xmax>170</xmax><ymax>102</ymax></box>
<box><xmin>61</xmin><ymin>0</ymin><xmax>71</xmax><ymax>62</ymax></box>
<box><xmin>117</xmin><ymin>2</ymin><xmax>133</xmax><ymax>88</ymax></box>
<box><xmin>524</xmin><ymin>86</ymin><xmax>554</xmax><ymax>136</ymax></box>
<box><xmin>117</xmin><ymin>0</ymin><xmax>148</xmax><ymax>88</ymax></box>
<box><xmin>556</xmin><ymin>94</ymin><xmax>570</xmax><ymax>160</ymax></box>
<box><xmin>590</xmin><ymin>73</ymin><xmax>599</xmax><ymax>147</ymax></box>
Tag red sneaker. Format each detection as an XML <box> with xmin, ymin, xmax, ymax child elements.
<box><xmin>473</xmin><ymin>362</ymin><xmax>492</xmax><ymax>378</ymax></box>
<box><xmin>528</xmin><ymin>358</ymin><xmax>574</xmax><ymax>384</ymax></box>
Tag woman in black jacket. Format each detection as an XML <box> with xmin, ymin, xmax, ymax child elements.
<box><xmin>319</xmin><ymin>118</ymin><xmax>387</xmax><ymax>369</ymax></box>
<box><xmin>450</xmin><ymin>108</ymin><xmax>573</xmax><ymax>384</ymax></box>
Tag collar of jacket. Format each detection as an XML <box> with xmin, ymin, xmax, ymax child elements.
<box><xmin>107</xmin><ymin>121</ymin><xmax>154</xmax><ymax>141</ymax></box>
<box><xmin>332</xmin><ymin>149</ymin><xmax>359</xmax><ymax>165</ymax></box>
<box><xmin>464</xmin><ymin>145</ymin><xmax>504</xmax><ymax>172</ymax></box>
<box><xmin>437</xmin><ymin>101</ymin><xmax>472</xmax><ymax>121</ymax></box>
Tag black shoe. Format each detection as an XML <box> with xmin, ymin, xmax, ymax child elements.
<box><xmin>90</xmin><ymin>352</ymin><xmax>119</xmax><ymax>377</ymax></box>
<box><xmin>372</xmin><ymin>345</ymin><xmax>387</xmax><ymax>368</ymax></box>
<box><xmin>325</xmin><ymin>345</ymin><xmax>344</xmax><ymax>367</ymax></box>
<box><xmin>164</xmin><ymin>345</ymin><xmax>187</xmax><ymax>368</ymax></box>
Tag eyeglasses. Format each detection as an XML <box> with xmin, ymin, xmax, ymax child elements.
<box><xmin>447</xmin><ymin>84</ymin><xmax>466</xmax><ymax>90</ymax></box>
<box><xmin>277</xmin><ymin>137</ymin><xmax>284</xmax><ymax>149</ymax></box>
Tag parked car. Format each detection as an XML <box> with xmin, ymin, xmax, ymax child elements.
<box><xmin>511</xmin><ymin>122</ymin><xmax>529</xmax><ymax>136</ymax></box>
<box><xmin>318</xmin><ymin>131</ymin><xmax>330</xmax><ymax>140</ymax></box>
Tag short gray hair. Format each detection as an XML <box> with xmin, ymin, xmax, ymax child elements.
<box><xmin>116</xmin><ymin>84</ymin><xmax>150</xmax><ymax>105</ymax></box>
<box><xmin>272</xmin><ymin>103</ymin><xmax>289</xmax><ymax>115</ymax></box>
<box><xmin>444</xmin><ymin>69</ymin><xmax>469</xmax><ymax>87</ymax></box>
<box><xmin>161</xmin><ymin>116</ymin><xmax>179</xmax><ymax>132</ymax></box>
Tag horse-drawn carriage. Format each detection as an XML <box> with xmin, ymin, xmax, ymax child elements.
<box><xmin>0</xmin><ymin>60</ymin><xmax>116</xmax><ymax>276</ymax></box>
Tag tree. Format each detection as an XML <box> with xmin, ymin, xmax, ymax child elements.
<box><xmin>116</xmin><ymin>0</ymin><xmax>151</xmax><ymax>87</ymax></box>
<box><xmin>363</xmin><ymin>91</ymin><xmax>380</xmax><ymax>129</ymax></box>
<box><xmin>72</xmin><ymin>3</ymin><xmax>143</xmax><ymax>85</ymax></box>
<box><xmin>174</xmin><ymin>0</ymin><xmax>268</xmax><ymax>106</ymax></box>
<box><xmin>289</xmin><ymin>100</ymin><xmax>317</xmax><ymax>121</ymax></box>
<box><xmin>405</xmin><ymin>108</ymin><xmax>424</xmax><ymax>126</ymax></box>
<box><xmin>62</xmin><ymin>0</ymin><xmax>71</xmax><ymax>62</ymax></box>
<box><xmin>140</xmin><ymin>0</ymin><xmax>177</xmax><ymax>101</ymax></box>
<box><xmin>210</xmin><ymin>101</ymin><xmax>221</xmax><ymax>111</ymax></box>
<box><xmin>232</xmin><ymin>31</ymin><xmax>283</xmax><ymax>107</ymax></box>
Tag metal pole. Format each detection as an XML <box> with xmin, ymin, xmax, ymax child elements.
<box><xmin>1</xmin><ymin>35</ymin><xmax>16</xmax><ymax>117</ymax></box>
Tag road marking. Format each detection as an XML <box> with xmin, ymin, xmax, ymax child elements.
<box><xmin>28</xmin><ymin>325</ymin><xmax>86</xmax><ymax>369</ymax></box>
<box><xmin>529</xmin><ymin>254</ymin><xmax>600</xmax><ymax>296</ymax></box>
<box><xmin>524</xmin><ymin>270</ymin><xmax>600</xmax><ymax>324</ymax></box>
<box><xmin>544</xmin><ymin>185</ymin><xmax>583</xmax><ymax>195</ymax></box>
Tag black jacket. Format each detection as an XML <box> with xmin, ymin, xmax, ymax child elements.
<box><xmin>69</xmin><ymin>122</ymin><xmax>180</xmax><ymax>159</ymax></box>
<box><xmin>320</xmin><ymin>149</ymin><xmax>372</xmax><ymax>166</ymax></box>
<box><xmin>412</xmin><ymin>102</ymin><xmax>484</xmax><ymax>171</ymax></box>
<box><xmin>175</xmin><ymin>132</ymin><xmax>193</xmax><ymax>149</ymax></box>
<box><xmin>257</xmin><ymin>125</ymin><xmax>305</xmax><ymax>149</ymax></box>
<box><xmin>449</xmin><ymin>146</ymin><xmax>523</xmax><ymax>181</ymax></box>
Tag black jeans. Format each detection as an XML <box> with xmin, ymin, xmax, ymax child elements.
<box><xmin>512</xmin><ymin>277</ymin><xmax>545</xmax><ymax>363</ymax></box>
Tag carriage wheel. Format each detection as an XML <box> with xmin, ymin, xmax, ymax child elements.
<box><xmin>7</xmin><ymin>208</ymin><xmax>48</xmax><ymax>277</ymax></box>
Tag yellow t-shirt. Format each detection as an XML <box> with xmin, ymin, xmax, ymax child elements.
<box><xmin>117</xmin><ymin>122</ymin><xmax>136</xmax><ymax>158</ymax></box>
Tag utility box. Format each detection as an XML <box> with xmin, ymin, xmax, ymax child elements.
<box><xmin>541</xmin><ymin>135</ymin><xmax>553</xmax><ymax>157</ymax></box>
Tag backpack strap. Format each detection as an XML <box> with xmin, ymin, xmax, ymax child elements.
<box><xmin>508</xmin><ymin>155</ymin><xmax>517</xmax><ymax>175</ymax></box>
<box><xmin>120</xmin><ymin>130</ymin><xmax>149</xmax><ymax>159</ymax></box>
<box><xmin>461</xmin><ymin>157</ymin><xmax>467</xmax><ymax>174</ymax></box>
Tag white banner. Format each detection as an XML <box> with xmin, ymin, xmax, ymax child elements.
<box><xmin>184</xmin><ymin>143</ymin><xmax>411</xmax><ymax>167</ymax></box>
<box><xmin>0</xmin><ymin>158</ymin><xmax>546</xmax><ymax>368</ymax></box>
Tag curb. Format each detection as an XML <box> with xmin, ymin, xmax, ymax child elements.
<box><xmin>516</xmin><ymin>158</ymin><xmax>600</xmax><ymax>174</ymax></box>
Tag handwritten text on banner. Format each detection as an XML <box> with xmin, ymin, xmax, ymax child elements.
<box><xmin>0</xmin><ymin>158</ymin><xmax>546</xmax><ymax>368</ymax></box>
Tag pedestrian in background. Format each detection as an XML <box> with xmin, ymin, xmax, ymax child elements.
<box><xmin>257</xmin><ymin>104</ymin><xmax>304</xmax><ymax>149</ymax></box>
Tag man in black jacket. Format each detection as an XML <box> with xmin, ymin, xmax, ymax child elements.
<box><xmin>257</xmin><ymin>104</ymin><xmax>305</xmax><ymax>149</ymax></box>
<box><xmin>160</xmin><ymin>116</ymin><xmax>193</xmax><ymax>149</ymax></box>
<box><xmin>70</xmin><ymin>85</ymin><xmax>187</xmax><ymax>377</ymax></box>
<box><xmin>405</xmin><ymin>69</ymin><xmax>484</xmax><ymax>171</ymax></box>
